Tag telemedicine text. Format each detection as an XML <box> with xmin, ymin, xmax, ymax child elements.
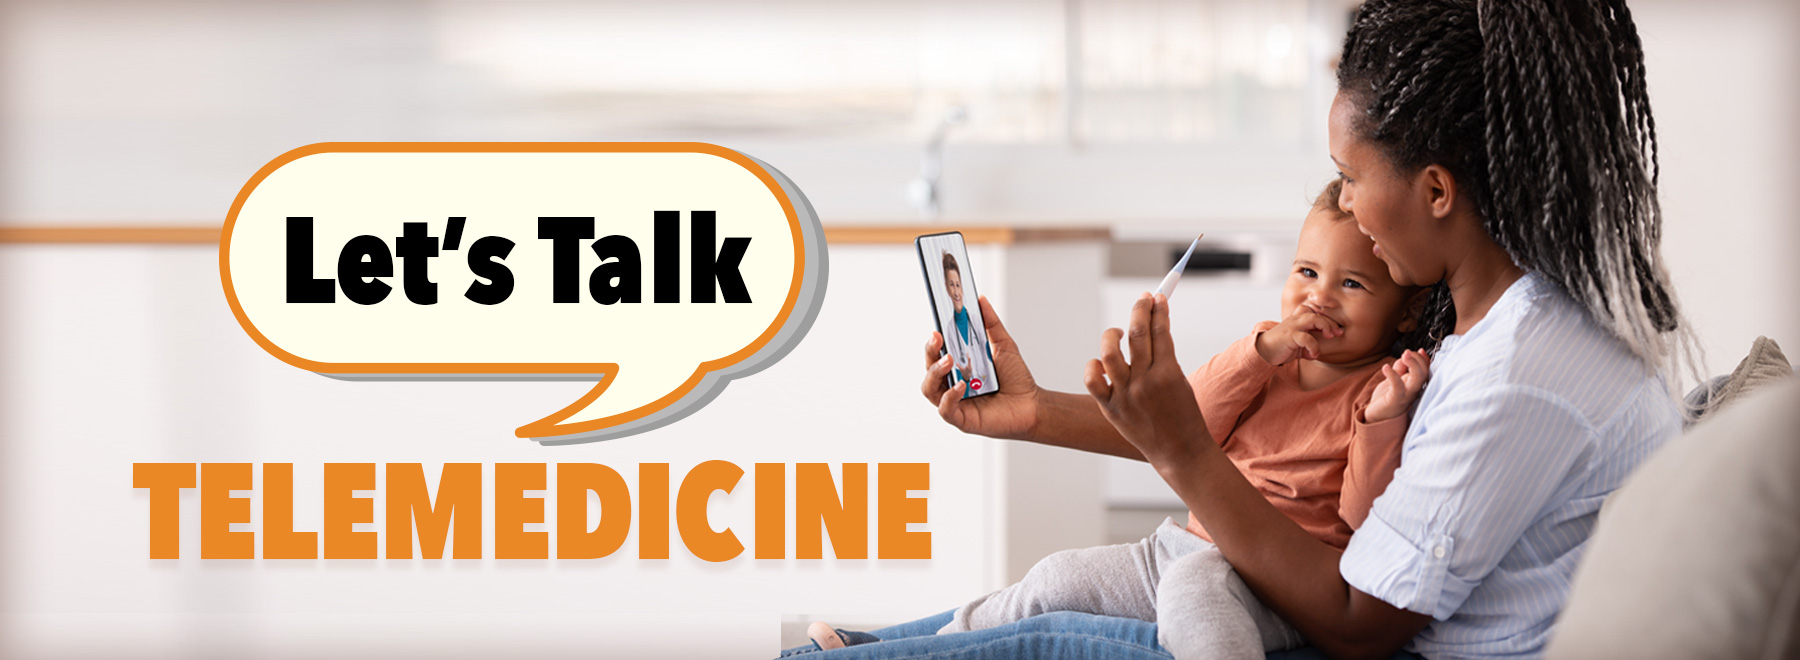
<box><xmin>132</xmin><ymin>462</ymin><xmax>929</xmax><ymax>561</ymax></box>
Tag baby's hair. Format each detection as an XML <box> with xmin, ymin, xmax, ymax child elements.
<box><xmin>942</xmin><ymin>251</ymin><xmax>960</xmax><ymax>274</ymax></box>
<box><xmin>1337</xmin><ymin>0</ymin><xmax>1705</xmax><ymax>400</ymax></box>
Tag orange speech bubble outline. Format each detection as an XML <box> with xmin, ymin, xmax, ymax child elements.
<box><xmin>220</xmin><ymin>142</ymin><xmax>812</xmax><ymax>442</ymax></box>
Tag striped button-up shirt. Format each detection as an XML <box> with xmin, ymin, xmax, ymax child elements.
<box><xmin>1340</xmin><ymin>272</ymin><xmax>1681</xmax><ymax>660</ymax></box>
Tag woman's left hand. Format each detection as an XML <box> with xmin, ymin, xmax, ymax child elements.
<box><xmin>1082</xmin><ymin>292</ymin><xmax>1209</xmax><ymax>465</ymax></box>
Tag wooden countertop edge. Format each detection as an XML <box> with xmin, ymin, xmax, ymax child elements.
<box><xmin>0</xmin><ymin>225</ymin><xmax>1112</xmax><ymax>245</ymax></box>
<box><xmin>0</xmin><ymin>226</ymin><xmax>225</xmax><ymax>244</ymax></box>
<box><xmin>825</xmin><ymin>226</ymin><xmax>1111</xmax><ymax>244</ymax></box>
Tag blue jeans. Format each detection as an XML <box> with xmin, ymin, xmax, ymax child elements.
<box><xmin>778</xmin><ymin>610</ymin><xmax>1165</xmax><ymax>659</ymax></box>
<box><xmin>775</xmin><ymin>610</ymin><xmax>1424</xmax><ymax>660</ymax></box>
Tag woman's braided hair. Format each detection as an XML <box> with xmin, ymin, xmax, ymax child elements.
<box><xmin>1337</xmin><ymin>0</ymin><xmax>1703</xmax><ymax>391</ymax></box>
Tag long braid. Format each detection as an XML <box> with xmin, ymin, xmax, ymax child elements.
<box><xmin>1339</xmin><ymin>0</ymin><xmax>1707</xmax><ymax>411</ymax></box>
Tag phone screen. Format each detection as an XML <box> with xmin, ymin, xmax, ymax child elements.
<box><xmin>916</xmin><ymin>232</ymin><xmax>1000</xmax><ymax>398</ymax></box>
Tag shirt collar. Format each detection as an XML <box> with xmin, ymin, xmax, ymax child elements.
<box><xmin>1437</xmin><ymin>271</ymin><xmax>1543</xmax><ymax>354</ymax></box>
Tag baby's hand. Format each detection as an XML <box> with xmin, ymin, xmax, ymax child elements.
<box><xmin>1253</xmin><ymin>308</ymin><xmax>1343</xmax><ymax>366</ymax></box>
<box><xmin>1365</xmin><ymin>349</ymin><xmax>1431</xmax><ymax>422</ymax></box>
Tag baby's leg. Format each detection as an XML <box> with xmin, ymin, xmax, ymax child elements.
<box><xmin>939</xmin><ymin>531</ymin><xmax>1175</xmax><ymax>634</ymax></box>
<box><xmin>1154</xmin><ymin>546</ymin><xmax>1305</xmax><ymax>660</ymax></box>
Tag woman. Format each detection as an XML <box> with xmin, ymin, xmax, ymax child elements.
<box><xmin>788</xmin><ymin>1</ymin><xmax>1695</xmax><ymax>658</ymax></box>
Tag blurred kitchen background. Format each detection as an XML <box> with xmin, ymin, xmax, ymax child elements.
<box><xmin>0</xmin><ymin>0</ymin><xmax>1795</xmax><ymax>656</ymax></box>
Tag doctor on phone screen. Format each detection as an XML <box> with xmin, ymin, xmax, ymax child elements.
<box><xmin>941</xmin><ymin>252</ymin><xmax>997</xmax><ymax>398</ymax></box>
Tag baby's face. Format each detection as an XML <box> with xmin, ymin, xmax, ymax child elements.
<box><xmin>1280</xmin><ymin>210</ymin><xmax>1416</xmax><ymax>364</ymax></box>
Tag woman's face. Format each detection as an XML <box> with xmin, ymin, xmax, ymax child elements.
<box><xmin>1327</xmin><ymin>92</ymin><xmax>1445</xmax><ymax>288</ymax></box>
<box><xmin>945</xmin><ymin>268</ymin><xmax>964</xmax><ymax>311</ymax></box>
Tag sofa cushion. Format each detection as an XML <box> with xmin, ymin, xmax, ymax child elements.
<box><xmin>1685</xmin><ymin>336</ymin><xmax>1791</xmax><ymax>426</ymax></box>
<box><xmin>1546</xmin><ymin>377</ymin><xmax>1800</xmax><ymax>660</ymax></box>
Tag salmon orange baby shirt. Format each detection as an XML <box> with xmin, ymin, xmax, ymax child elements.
<box><xmin>1182</xmin><ymin>330</ymin><xmax>1408</xmax><ymax>549</ymax></box>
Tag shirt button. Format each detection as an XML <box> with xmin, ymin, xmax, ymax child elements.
<box><xmin>1433</xmin><ymin>546</ymin><xmax>1447</xmax><ymax>559</ymax></box>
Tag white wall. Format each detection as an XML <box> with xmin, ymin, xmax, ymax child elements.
<box><xmin>0</xmin><ymin>0</ymin><xmax>1342</xmax><ymax>227</ymax></box>
<box><xmin>1636</xmin><ymin>0</ymin><xmax>1800</xmax><ymax>378</ymax></box>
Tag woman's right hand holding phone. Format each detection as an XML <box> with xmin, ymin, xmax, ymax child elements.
<box><xmin>922</xmin><ymin>296</ymin><xmax>1041</xmax><ymax>440</ymax></box>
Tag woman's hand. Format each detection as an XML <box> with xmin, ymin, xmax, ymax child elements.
<box><xmin>1254</xmin><ymin>307</ymin><xmax>1344</xmax><ymax>366</ymax></box>
<box><xmin>1364</xmin><ymin>349</ymin><xmax>1431</xmax><ymax>422</ymax></box>
<box><xmin>922</xmin><ymin>296</ymin><xmax>1041</xmax><ymax>439</ymax></box>
<box><xmin>1082</xmin><ymin>293</ymin><xmax>1208</xmax><ymax>465</ymax></box>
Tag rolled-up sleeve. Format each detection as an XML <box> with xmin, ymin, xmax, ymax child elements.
<box><xmin>1340</xmin><ymin>383</ymin><xmax>1597</xmax><ymax>620</ymax></box>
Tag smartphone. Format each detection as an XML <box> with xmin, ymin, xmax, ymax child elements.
<box><xmin>916</xmin><ymin>231</ymin><xmax>1000</xmax><ymax>399</ymax></box>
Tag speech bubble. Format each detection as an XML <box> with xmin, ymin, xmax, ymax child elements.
<box><xmin>221</xmin><ymin>143</ymin><xmax>826</xmax><ymax>445</ymax></box>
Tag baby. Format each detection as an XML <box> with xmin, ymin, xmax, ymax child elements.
<box><xmin>807</xmin><ymin>178</ymin><xmax>1432</xmax><ymax>659</ymax></box>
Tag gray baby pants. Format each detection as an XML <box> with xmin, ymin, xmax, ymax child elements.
<box><xmin>937</xmin><ymin>518</ymin><xmax>1305</xmax><ymax>660</ymax></box>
